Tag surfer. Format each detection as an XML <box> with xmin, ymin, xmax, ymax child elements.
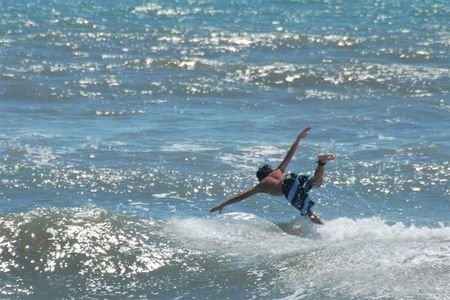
<box><xmin>209</xmin><ymin>127</ymin><xmax>335</xmax><ymax>225</ymax></box>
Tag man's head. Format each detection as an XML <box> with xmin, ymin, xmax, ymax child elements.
<box><xmin>256</xmin><ymin>164</ymin><xmax>273</xmax><ymax>181</ymax></box>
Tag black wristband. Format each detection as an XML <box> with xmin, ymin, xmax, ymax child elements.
<box><xmin>317</xmin><ymin>160</ymin><xmax>326</xmax><ymax>166</ymax></box>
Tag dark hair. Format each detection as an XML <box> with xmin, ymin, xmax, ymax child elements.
<box><xmin>256</xmin><ymin>164</ymin><xmax>273</xmax><ymax>181</ymax></box>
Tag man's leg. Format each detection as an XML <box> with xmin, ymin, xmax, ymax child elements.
<box><xmin>307</xmin><ymin>153</ymin><xmax>335</xmax><ymax>225</ymax></box>
<box><xmin>312</xmin><ymin>153</ymin><xmax>335</xmax><ymax>186</ymax></box>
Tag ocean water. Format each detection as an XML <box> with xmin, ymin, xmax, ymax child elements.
<box><xmin>1</xmin><ymin>0</ymin><xmax>449</xmax><ymax>299</ymax></box>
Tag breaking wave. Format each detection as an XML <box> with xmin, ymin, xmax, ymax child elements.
<box><xmin>1</xmin><ymin>207</ymin><xmax>448</xmax><ymax>299</ymax></box>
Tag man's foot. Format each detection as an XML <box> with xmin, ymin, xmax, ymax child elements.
<box><xmin>308</xmin><ymin>210</ymin><xmax>324</xmax><ymax>225</ymax></box>
<box><xmin>318</xmin><ymin>153</ymin><xmax>336</xmax><ymax>164</ymax></box>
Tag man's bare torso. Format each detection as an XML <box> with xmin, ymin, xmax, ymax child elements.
<box><xmin>259</xmin><ymin>169</ymin><xmax>284</xmax><ymax>196</ymax></box>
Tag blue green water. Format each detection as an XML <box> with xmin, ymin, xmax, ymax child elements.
<box><xmin>1</xmin><ymin>0</ymin><xmax>449</xmax><ymax>298</ymax></box>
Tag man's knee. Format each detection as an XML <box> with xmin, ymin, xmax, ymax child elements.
<box><xmin>313</xmin><ymin>178</ymin><xmax>323</xmax><ymax>187</ymax></box>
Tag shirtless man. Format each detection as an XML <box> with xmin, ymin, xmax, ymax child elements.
<box><xmin>209</xmin><ymin>127</ymin><xmax>335</xmax><ymax>225</ymax></box>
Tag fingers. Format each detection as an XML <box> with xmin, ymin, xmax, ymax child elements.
<box><xmin>209</xmin><ymin>206</ymin><xmax>223</xmax><ymax>213</ymax></box>
<box><xmin>299</xmin><ymin>127</ymin><xmax>311</xmax><ymax>138</ymax></box>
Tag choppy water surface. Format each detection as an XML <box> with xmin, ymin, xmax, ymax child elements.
<box><xmin>1</xmin><ymin>0</ymin><xmax>449</xmax><ymax>299</ymax></box>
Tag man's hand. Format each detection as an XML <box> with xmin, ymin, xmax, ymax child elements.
<box><xmin>208</xmin><ymin>187</ymin><xmax>259</xmax><ymax>214</ymax></box>
<box><xmin>209</xmin><ymin>204</ymin><xmax>224</xmax><ymax>213</ymax></box>
<box><xmin>298</xmin><ymin>127</ymin><xmax>311</xmax><ymax>140</ymax></box>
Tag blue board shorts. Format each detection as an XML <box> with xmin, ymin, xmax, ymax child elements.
<box><xmin>281</xmin><ymin>173</ymin><xmax>315</xmax><ymax>216</ymax></box>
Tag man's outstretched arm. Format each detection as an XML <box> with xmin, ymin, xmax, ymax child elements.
<box><xmin>209</xmin><ymin>185</ymin><xmax>261</xmax><ymax>213</ymax></box>
<box><xmin>276</xmin><ymin>127</ymin><xmax>311</xmax><ymax>172</ymax></box>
